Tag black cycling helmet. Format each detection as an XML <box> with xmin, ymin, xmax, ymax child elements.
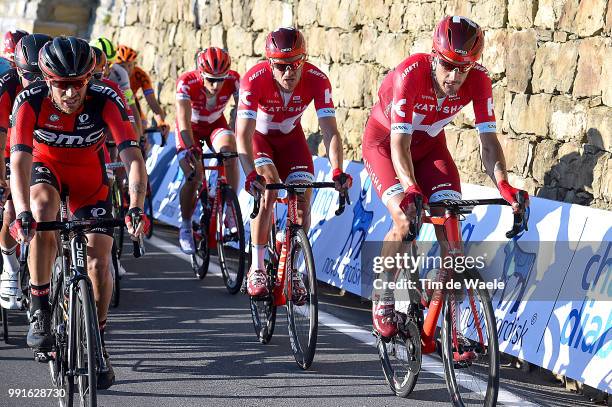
<box><xmin>38</xmin><ymin>36</ymin><xmax>95</xmax><ymax>80</ymax></box>
<box><xmin>14</xmin><ymin>33</ymin><xmax>52</xmax><ymax>73</ymax></box>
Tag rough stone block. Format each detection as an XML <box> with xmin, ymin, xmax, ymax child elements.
<box><xmin>318</xmin><ymin>0</ymin><xmax>358</xmax><ymax>30</ymax></box>
<box><xmin>374</xmin><ymin>33</ymin><xmax>411</xmax><ymax>69</ymax></box>
<box><xmin>33</xmin><ymin>20</ymin><xmax>78</xmax><ymax>37</ymax></box>
<box><xmin>506</xmin><ymin>29</ymin><xmax>537</xmax><ymax>93</ymax></box>
<box><xmin>251</xmin><ymin>0</ymin><xmax>284</xmax><ymax>31</ymax></box>
<box><xmin>471</xmin><ymin>0</ymin><xmax>506</xmax><ymax>28</ymax></box>
<box><xmin>573</xmin><ymin>37</ymin><xmax>608</xmax><ymax>98</ymax></box>
<box><xmin>586</xmin><ymin>106</ymin><xmax>612</xmax><ymax>152</ymax></box>
<box><xmin>549</xmin><ymin>96</ymin><xmax>588</xmax><ymax>142</ymax></box>
<box><xmin>574</xmin><ymin>0</ymin><xmax>607</xmax><ymax>37</ymax></box>
<box><xmin>53</xmin><ymin>4</ymin><xmax>91</xmax><ymax>25</ymax></box>
<box><xmin>330</xmin><ymin>63</ymin><xmax>369</xmax><ymax>107</ymax></box>
<box><xmin>532</xmin><ymin>41</ymin><xmax>579</xmax><ymax>93</ymax></box>
<box><xmin>297</xmin><ymin>0</ymin><xmax>319</xmax><ymax>26</ymax></box>
<box><xmin>601</xmin><ymin>47</ymin><xmax>612</xmax><ymax>106</ymax></box>
<box><xmin>481</xmin><ymin>29</ymin><xmax>506</xmax><ymax>77</ymax></box>
<box><xmin>498</xmin><ymin>132</ymin><xmax>531</xmax><ymax>174</ymax></box>
<box><xmin>534</xmin><ymin>0</ymin><xmax>556</xmax><ymax>29</ymax></box>
<box><xmin>509</xmin><ymin>93</ymin><xmax>552</xmax><ymax>136</ymax></box>
<box><xmin>508</xmin><ymin>0</ymin><xmax>535</xmax><ymax>28</ymax></box>
<box><xmin>531</xmin><ymin>139</ymin><xmax>559</xmax><ymax>183</ymax></box>
<box><xmin>558</xmin><ymin>0</ymin><xmax>580</xmax><ymax>33</ymax></box>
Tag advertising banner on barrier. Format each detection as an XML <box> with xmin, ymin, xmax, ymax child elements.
<box><xmin>147</xmin><ymin>133</ymin><xmax>610</xmax><ymax>392</ymax></box>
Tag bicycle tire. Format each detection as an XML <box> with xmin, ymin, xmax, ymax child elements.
<box><xmin>286</xmin><ymin>228</ymin><xmax>318</xmax><ymax>370</ymax></box>
<box><xmin>248</xmin><ymin>228</ymin><xmax>277</xmax><ymax>344</ymax></box>
<box><xmin>145</xmin><ymin>182</ymin><xmax>154</xmax><ymax>239</ymax></box>
<box><xmin>76</xmin><ymin>279</ymin><xmax>97</xmax><ymax>406</ymax></box>
<box><xmin>192</xmin><ymin>217</ymin><xmax>210</xmax><ymax>280</ymax></box>
<box><xmin>441</xmin><ymin>268</ymin><xmax>499</xmax><ymax>407</ymax></box>
<box><xmin>49</xmin><ymin>256</ymin><xmax>74</xmax><ymax>407</ymax></box>
<box><xmin>110</xmin><ymin>241</ymin><xmax>120</xmax><ymax>308</ymax></box>
<box><xmin>111</xmin><ymin>180</ymin><xmax>125</xmax><ymax>259</ymax></box>
<box><xmin>1</xmin><ymin>307</ymin><xmax>7</xmax><ymax>342</ymax></box>
<box><xmin>217</xmin><ymin>186</ymin><xmax>246</xmax><ymax>294</ymax></box>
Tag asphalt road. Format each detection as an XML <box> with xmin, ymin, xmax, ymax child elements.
<box><xmin>0</xmin><ymin>225</ymin><xmax>595</xmax><ymax>407</ymax></box>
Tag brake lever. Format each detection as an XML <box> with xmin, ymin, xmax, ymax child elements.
<box><xmin>250</xmin><ymin>192</ymin><xmax>261</xmax><ymax>219</ymax></box>
<box><xmin>404</xmin><ymin>195</ymin><xmax>423</xmax><ymax>242</ymax></box>
<box><xmin>335</xmin><ymin>192</ymin><xmax>346</xmax><ymax>216</ymax></box>
<box><xmin>505</xmin><ymin>192</ymin><xmax>529</xmax><ymax>239</ymax></box>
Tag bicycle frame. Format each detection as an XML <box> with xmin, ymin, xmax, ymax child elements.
<box><xmin>197</xmin><ymin>156</ymin><xmax>229</xmax><ymax>248</ymax></box>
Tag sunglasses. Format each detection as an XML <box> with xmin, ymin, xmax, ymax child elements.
<box><xmin>203</xmin><ymin>76</ymin><xmax>226</xmax><ymax>84</ymax></box>
<box><xmin>436</xmin><ymin>57</ymin><xmax>474</xmax><ymax>73</ymax></box>
<box><xmin>19</xmin><ymin>71</ymin><xmax>43</xmax><ymax>82</ymax></box>
<box><xmin>49</xmin><ymin>77</ymin><xmax>90</xmax><ymax>90</ymax></box>
<box><xmin>93</xmin><ymin>72</ymin><xmax>104</xmax><ymax>80</ymax></box>
<box><xmin>270</xmin><ymin>58</ymin><xmax>304</xmax><ymax>73</ymax></box>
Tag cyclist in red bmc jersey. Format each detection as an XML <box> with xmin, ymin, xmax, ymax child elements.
<box><xmin>9</xmin><ymin>37</ymin><xmax>149</xmax><ymax>389</ymax></box>
<box><xmin>175</xmin><ymin>47</ymin><xmax>240</xmax><ymax>253</ymax></box>
<box><xmin>236</xmin><ymin>27</ymin><xmax>352</xmax><ymax>299</ymax></box>
<box><xmin>0</xmin><ymin>33</ymin><xmax>51</xmax><ymax>310</ymax></box>
<box><xmin>364</xmin><ymin>16</ymin><xmax>529</xmax><ymax>338</ymax></box>
<box><xmin>2</xmin><ymin>29</ymin><xmax>29</xmax><ymax>67</ymax></box>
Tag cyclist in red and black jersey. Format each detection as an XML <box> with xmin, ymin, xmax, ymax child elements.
<box><xmin>2</xmin><ymin>29</ymin><xmax>29</xmax><ymax>67</ymax></box>
<box><xmin>9</xmin><ymin>37</ymin><xmax>149</xmax><ymax>389</ymax></box>
<box><xmin>0</xmin><ymin>33</ymin><xmax>51</xmax><ymax>311</ymax></box>
<box><xmin>363</xmin><ymin>17</ymin><xmax>529</xmax><ymax>338</ymax></box>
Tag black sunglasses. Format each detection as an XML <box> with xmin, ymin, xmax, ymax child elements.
<box><xmin>20</xmin><ymin>71</ymin><xmax>43</xmax><ymax>82</ymax></box>
<box><xmin>93</xmin><ymin>72</ymin><xmax>104</xmax><ymax>80</ymax></box>
<box><xmin>204</xmin><ymin>76</ymin><xmax>225</xmax><ymax>84</ymax></box>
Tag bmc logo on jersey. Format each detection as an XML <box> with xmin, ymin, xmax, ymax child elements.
<box><xmin>0</xmin><ymin>71</ymin><xmax>11</xmax><ymax>85</ymax></box>
<box><xmin>35</xmin><ymin>128</ymin><xmax>104</xmax><ymax>147</ymax></box>
<box><xmin>90</xmin><ymin>83</ymin><xmax>125</xmax><ymax>109</ymax></box>
<box><xmin>14</xmin><ymin>85</ymin><xmax>43</xmax><ymax>105</ymax></box>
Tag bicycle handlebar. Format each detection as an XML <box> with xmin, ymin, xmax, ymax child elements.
<box><xmin>144</xmin><ymin>126</ymin><xmax>167</xmax><ymax>147</ymax></box>
<box><xmin>249</xmin><ymin>182</ymin><xmax>349</xmax><ymax>219</ymax></box>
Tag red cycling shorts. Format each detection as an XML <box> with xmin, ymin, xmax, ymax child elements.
<box><xmin>176</xmin><ymin>116</ymin><xmax>233</xmax><ymax>152</ymax></box>
<box><xmin>252</xmin><ymin>127</ymin><xmax>314</xmax><ymax>183</ymax></box>
<box><xmin>362</xmin><ymin>116</ymin><xmax>461</xmax><ymax>206</ymax></box>
<box><xmin>31</xmin><ymin>149</ymin><xmax>113</xmax><ymax>235</ymax></box>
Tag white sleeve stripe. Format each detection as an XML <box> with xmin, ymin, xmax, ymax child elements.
<box><xmin>316</xmin><ymin>108</ymin><xmax>335</xmax><ymax>118</ymax></box>
<box><xmin>390</xmin><ymin>123</ymin><xmax>413</xmax><ymax>135</ymax></box>
<box><xmin>176</xmin><ymin>93</ymin><xmax>191</xmax><ymax>100</ymax></box>
<box><xmin>237</xmin><ymin>110</ymin><xmax>257</xmax><ymax>119</ymax></box>
<box><xmin>476</xmin><ymin>121</ymin><xmax>497</xmax><ymax>134</ymax></box>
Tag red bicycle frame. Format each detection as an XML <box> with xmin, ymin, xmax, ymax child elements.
<box><xmin>270</xmin><ymin>192</ymin><xmax>298</xmax><ymax>307</ymax></box>
<box><xmin>197</xmin><ymin>159</ymin><xmax>228</xmax><ymax>247</ymax></box>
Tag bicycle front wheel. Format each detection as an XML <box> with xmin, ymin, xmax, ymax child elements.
<box><xmin>1</xmin><ymin>307</ymin><xmax>7</xmax><ymax>342</ymax></box>
<box><xmin>110</xmin><ymin>240</ymin><xmax>120</xmax><ymax>308</ymax></box>
<box><xmin>111</xmin><ymin>180</ymin><xmax>125</xmax><ymax>259</ymax></box>
<box><xmin>286</xmin><ymin>228</ymin><xmax>318</xmax><ymax>370</ymax></box>
<box><xmin>217</xmin><ymin>186</ymin><xmax>246</xmax><ymax>294</ymax></box>
<box><xmin>75</xmin><ymin>279</ymin><xmax>97</xmax><ymax>406</ymax></box>
<box><xmin>441</xmin><ymin>268</ymin><xmax>499</xmax><ymax>407</ymax></box>
<box><xmin>145</xmin><ymin>182</ymin><xmax>154</xmax><ymax>239</ymax></box>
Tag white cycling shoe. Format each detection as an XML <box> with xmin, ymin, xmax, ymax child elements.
<box><xmin>0</xmin><ymin>272</ymin><xmax>22</xmax><ymax>310</ymax></box>
<box><xmin>179</xmin><ymin>225</ymin><xmax>196</xmax><ymax>254</ymax></box>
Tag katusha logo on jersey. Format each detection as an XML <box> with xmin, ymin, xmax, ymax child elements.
<box><xmin>34</xmin><ymin>128</ymin><xmax>104</xmax><ymax>147</ymax></box>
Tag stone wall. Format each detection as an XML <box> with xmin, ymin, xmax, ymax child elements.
<box><xmin>89</xmin><ymin>0</ymin><xmax>609</xmax><ymax>208</ymax></box>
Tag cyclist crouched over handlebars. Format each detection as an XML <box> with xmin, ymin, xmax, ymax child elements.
<box><xmin>9</xmin><ymin>37</ymin><xmax>150</xmax><ymax>389</ymax></box>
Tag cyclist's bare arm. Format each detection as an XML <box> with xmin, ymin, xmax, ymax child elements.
<box><xmin>236</xmin><ymin>117</ymin><xmax>257</xmax><ymax>175</ymax></box>
<box><xmin>479</xmin><ymin>131</ymin><xmax>508</xmax><ymax>184</ymax></box>
<box><xmin>318</xmin><ymin>116</ymin><xmax>344</xmax><ymax>171</ymax></box>
<box><xmin>0</xmin><ymin>130</ymin><xmax>6</xmax><ymax>181</ymax></box>
<box><xmin>390</xmin><ymin>132</ymin><xmax>418</xmax><ymax>190</ymax></box>
<box><xmin>228</xmin><ymin>92</ymin><xmax>239</xmax><ymax>132</ymax></box>
<box><xmin>176</xmin><ymin>98</ymin><xmax>195</xmax><ymax>149</ymax></box>
<box><xmin>119</xmin><ymin>147</ymin><xmax>147</xmax><ymax>210</ymax></box>
<box><xmin>9</xmin><ymin>151</ymin><xmax>32</xmax><ymax>214</ymax></box>
<box><xmin>145</xmin><ymin>92</ymin><xmax>166</xmax><ymax>123</ymax></box>
<box><xmin>129</xmin><ymin>99</ymin><xmax>143</xmax><ymax>137</ymax></box>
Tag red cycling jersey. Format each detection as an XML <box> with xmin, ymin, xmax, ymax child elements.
<box><xmin>364</xmin><ymin>53</ymin><xmax>496</xmax><ymax>205</ymax></box>
<box><xmin>10</xmin><ymin>80</ymin><xmax>139</xmax><ymax>230</ymax></box>
<box><xmin>0</xmin><ymin>68</ymin><xmax>22</xmax><ymax>158</ymax></box>
<box><xmin>237</xmin><ymin>61</ymin><xmax>335</xmax><ymax>136</ymax></box>
<box><xmin>175</xmin><ymin>69</ymin><xmax>239</xmax><ymax>150</ymax></box>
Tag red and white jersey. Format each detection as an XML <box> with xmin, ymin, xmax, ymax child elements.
<box><xmin>237</xmin><ymin>61</ymin><xmax>335</xmax><ymax>136</ymax></box>
<box><xmin>371</xmin><ymin>53</ymin><xmax>496</xmax><ymax>141</ymax></box>
<box><xmin>175</xmin><ymin>69</ymin><xmax>239</xmax><ymax>131</ymax></box>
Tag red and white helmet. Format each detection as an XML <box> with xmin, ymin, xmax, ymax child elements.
<box><xmin>432</xmin><ymin>16</ymin><xmax>484</xmax><ymax>65</ymax></box>
<box><xmin>265</xmin><ymin>27</ymin><xmax>306</xmax><ymax>60</ymax></box>
<box><xmin>3</xmin><ymin>29</ymin><xmax>29</xmax><ymax>61</ymax></box>
<box><xmin>196</xmin><ymin>47</ymin><xmax>231</xmax><ymax>78</ymax></box>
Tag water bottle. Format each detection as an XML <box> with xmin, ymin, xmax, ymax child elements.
<box><xmin>275</xmin><ymin>230</ymin><xmax>285</xmax><ymax>255</ymax></box>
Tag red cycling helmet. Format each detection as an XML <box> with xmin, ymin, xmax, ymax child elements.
<box><xmin>265</xmin><ymin>27</ymin><xmax>306</xmax><ymax>59</ymax></box>
<box><xmin>4</xmin><ymin>29</ymin><xmax>29</xmax><ymax>61</ymax></box>
<box><xmin>432</xmin><ymin>16</ymin><xmax>484</xmax><ymax>65</ymax></box>
<box><xmin>197</xmin><ymin>47</ymin><xmax>231</xmax><ymax>78</ymax></box>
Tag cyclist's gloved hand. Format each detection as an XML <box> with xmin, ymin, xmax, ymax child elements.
<box><xmin>158</xmin><ymin>120</ymin><xmax>170</xmax><ymax>144</ymax></box>
<box><xmin>497</xmin><ymin>180</ymin><xmax>529</xmax><ymax>213</ymax></box>
<box><xmin>0</xmin><ymin>179</ymin><xmax>9</xmax><ymax>207</ymax></box>
<box><xmin>399</xmin><ymin>185</ymin><xmax>428</xmax><ymax>221</ymax></box>
<box><xmin>125</xmin><ymin>207</ymin><xmax>151</xmax><ymax>239</ymax></box>
<box><xmin>245</xmin><ymin>169</ymin><xmax>265</xmax><ymax>197</ymax></box>
<box><xmin>332</xmin><ymin>168</ymin><xmax>353</xmax><ymax>191</ymax></box>
<box><xmin>10</xmin><ymin>211</ymin><xmax>37</xmax><ymax>243</ymax></box>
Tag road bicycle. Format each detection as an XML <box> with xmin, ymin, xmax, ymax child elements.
<box><xmin>376</xmin><ymin>195</ymin><xmax>528</xmax><ymax>407</ymax></box>
<box><xmin>105</xmin><ymin>161</ymin><xmax>127</xmax><ymax>307</ymax></box>
<box><xmin>190</xmin><ymin>151</ymin><xmax>246</xmax><ymax>294</ymax></box>
<box><xmin>246</xmin><ymin>182</ymin><xmax>347</xmax><ymax>369</ymax></box>
<box><xmin>25</xmin><ymin>193</ymin><xmax>143</xmax><ymax>407</ymax></box>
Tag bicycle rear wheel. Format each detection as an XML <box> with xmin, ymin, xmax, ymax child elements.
<box><xmin>75</xmin><ymin>279</ymin><xmax>97</xmax><ymax>406</ymax></box>
<box><xmin>1</xmin><ymin>307</ymin><xmax>7</xmax><ymax>342</ymax></box>
<box><xmin>286</xmin><ymin>228</ymin><xmax>318</xmax><ymax>370</ymax></box>
<box><xmin>145</xmin><ymin>182</ymin><xmax>154</xmax><ymax>239</ymax></box>
<box><xmin>217</xmin><ymin>186</ymin><xmax>245</xmax><ymax>294</ymax></box>
<box><xmin>441</xmin><ymin>268</ymin><xmax>499</xmax><ymax>407</ymax></box>
<box><xmin>111</xmin><ymin>180</ymin><xmax>125</xmax><ymax>259</ymax></box>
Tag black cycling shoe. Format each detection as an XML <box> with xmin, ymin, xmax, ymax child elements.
<box><xmin>97</xmin><ymin>347</ymin><xmax>116</xmax><ymax>390</ymax></box>
<box><xmin>27</xmin><ymin>309</ymin><xmax>54</xmax><ymax>351</ymax></box>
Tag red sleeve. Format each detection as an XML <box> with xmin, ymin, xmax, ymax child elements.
<box><xmin>102</xmin><ymin>99</ymin><xmax>139</xmax><ymax>153</ymax></box>
<box><xmin>0</xmin><ymin>90</ymin><xmax>12</xmax><ymax>132</ymax></box>
<box><xmin>470</xmin><ymin>67</ymin><xmax>497</xmax><ymax>134</ymax></box>
<box><xmin>390</xmin><ymin>67</ymin><xmax>417</xmax><ymax>136</ymax></box>
<box><xmin>9</xmin><ymin>101</ymin><xmax>35</xmax><ymax>154</ymax></box>
<box><xmin>237</xmin><ymin>68</ymin><xmax>262</xmax><ymax>120</ymax></box>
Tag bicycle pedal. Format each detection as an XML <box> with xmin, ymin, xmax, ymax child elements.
<box><xmin>34</xmin><ymin>351</ymin><xmax>53</xmax><ymax>363</ymax></box>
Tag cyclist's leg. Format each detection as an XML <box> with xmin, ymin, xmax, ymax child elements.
<box><xmin>246</xmin><ymin>132</ymin><xmax>280</xmax><ymax>296</ymax></box>
<box><xmin>280</xmin><ymin>130</ymin><xmax>314</xmax><ymax>232</ymax></box>
<box><xmin>177</xmin><ymin>131</ymin><xmax>204</xmax><ymax>253</ymax></box>
<box><xmin>210</xmin><ymin>120</ymin><xmax>240</xmax><ymax>193</ymax></box>
<box><xmin>0</xmin><ymin>157</ymin><xmax>21</xmax><ymax>310</ymax></box>
<box><xmin>28</xmin><ymin>162</ymin><xmax>61</xmax><ymax>349</ymax></box>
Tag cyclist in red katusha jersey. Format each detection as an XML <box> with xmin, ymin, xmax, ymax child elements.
<box><xmin>2</xmin><ymin>29</ymin><xmax>29</xmax><ymax>67</ymax></box>
<box><xmin>9</xmin><ymin>37</ymin><xmax>150</xmax><ymax>389</ymax></box>
<box><xmin>0</xmin><ymin>33</ymin><xmax>51</xmax><ymax>311</ymax></box>
<box><xmin>175</xmin><ymin>47</ymin><xmax>241</xmax><ymax>253</ymax></box>
<box><xmin>236</xmin><ymin>27</ymin><xmax>352</xmax><ymax>302</ymax></box>
<box><xmin>364</xmin><ymin>16</ymin><xmax>530</xmax><ymax>339</ymax></box>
